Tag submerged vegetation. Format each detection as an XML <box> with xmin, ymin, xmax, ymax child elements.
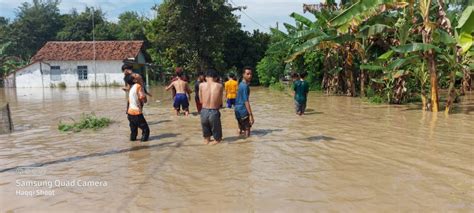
<box><xmin>256</xmin><ymin>0</ymin><xmax>473</xmax><ymax>113</ymax></box>
<box><xmin>58</xmin><ymin>113</ymin><xmax>111</xmax><ymax>132</ymax></box>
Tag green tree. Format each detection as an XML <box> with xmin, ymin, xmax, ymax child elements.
<box><xmin>146</xmin><ymin>0</ymin><xmax>241</xmax><ymax>72</ymax></box>
<box><xmin>56</xmin><ymin>7</ymin><xmax>109</xmax><ymax>41</ymax></box>
<box><xmin>117</xmin><ymin>11</ymin><xmax>148</xmax><ymax>41</ymax></box>
<box><xmin>7</xmin><ymin>0</ymin><xmax>63</xmax><ymax>60</ymax></box>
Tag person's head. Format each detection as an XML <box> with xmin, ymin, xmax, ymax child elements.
<box><xmin>132</xmin><ymin>73</ymin><xmax>143</xmax><ymax>84</ymax></box>
<box><xmin>197</xmin><ymin>71</ymin><xmax>205</xmax><ymax>81</ymax></box>
<box><xmin>175</xmin><ymin>67</ymin><xmax>183</xmax><ymax>74</ymax></box>
<box><xmin>242</xmin><ymin>66</ymin><xmax>253</xmax><ymax>82</ymax></box>
<box><xmin>291</xmin><ymin>72</ymin><xmax>299</xmax><ymax>80</ymax></box>
<box><xmin>176</xmin><ymin>71</ymin><xmax>184</xmax><ymax>80</ymax></box>
<box><xmin>229</xmin><ymin>73</ymin><xmax>235</xmax><ymax>80</ymax></box>
<box><xmin>300</xmin><ymin>71</ymin><xmax>308</xmax><ymax>79</ymax></box>
<box><xmin>122</xmin><ymin>64</ymin><xmax>133</xmax><ymax>75</ymax></box>
<box><xmin>206</xmin><ymin>69</ymin><xmax>218</xmax><ymax>82</ymax></box>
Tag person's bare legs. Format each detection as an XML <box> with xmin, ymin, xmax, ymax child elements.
<box><xmin>175</xmin><ymin>109</ymin><xmax>180</xmax><ymax>116</ymax></box>
<box><xmin>244</xmin><ymin>129</ymin><xmax>250</xmax><ymax>137</ymax></box>
<box><xmin>203</xmin><ymin>137</ymin><xmax>211</xmax><ymax>145</ymax></box>
<box><xmin>184</xmin><ymin>110</ymin><xmax>189</xmax><ymax>116</ymax></box>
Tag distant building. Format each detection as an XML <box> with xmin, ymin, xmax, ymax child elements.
<box><xmin>4</xmin><ymin>40</ymin><xmax>146</xmax><ymax>88</ymax></box>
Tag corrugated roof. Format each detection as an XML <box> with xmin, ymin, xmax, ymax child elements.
<box><xmin>31</xmin><ymin>41</ymin><xmax>144</xmax><ymax>61</ymax></box>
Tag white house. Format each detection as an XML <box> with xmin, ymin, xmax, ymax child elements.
<box><xmin>4</xmin><ymin>41</ymin><xmax>146</xmax><ymax>88</ymax></box>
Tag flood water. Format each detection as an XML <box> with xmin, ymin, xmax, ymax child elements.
<box><xmin>0</xmin><ymin>86</ymin><xmax>473</xmax><ymax>212</ymax></box>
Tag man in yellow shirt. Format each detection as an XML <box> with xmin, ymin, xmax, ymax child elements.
<box><xmin>224</xmin><ymin>73</ymin><xmax>238</xmax><ymax>108</ymax></box>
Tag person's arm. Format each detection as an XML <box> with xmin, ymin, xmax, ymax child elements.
<box><xmin>198</xmin><ymin>84</ymin><xmax>203</xmax><ymax>104</ymax></box>
<box><xmin>244</xmin><ymin>86</ymin><xmax>254</xmax><ymax>124</ymax></box>
<box><xmin>138</xmin><ymin>85</ymin><xmax>147</xmax><ymax>104</ymax></box>
<box><xmin>186</xmin><ymin>83</ymin><xmax>192</xmax><ymax>100</ymax></box>
<box><xmin>122</xmin><ymin>82</ymin><xmax>130</xmax><ymax>91</ymax></box>
<box><xmin>165</xmin><ymin>82</ymin><xmax>174</xmax><ymax>91</ymax></box>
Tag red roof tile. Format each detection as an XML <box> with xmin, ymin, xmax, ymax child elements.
<box><xmin>31</xmin><ymin>41</ymin><xmax>144</xmax><ymax>61</ymax></box>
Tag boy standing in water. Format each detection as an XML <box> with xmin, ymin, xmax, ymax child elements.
<box><xmin>127</xmin><ymin>74</ymin><xmax>150</xmax><ymax>142</ymax></box>
<box><xmin>199</xmin><ymin>69</ymin><xmax>224</xmax><ymax>145</ymax></box>
<box><xmin>293</xmin><ymin>71</ymin><xmax>310</xmax><ymax>116</ymax></box>
<box><xmin>194</xmin><ymin>72</ymin><xmax>205</xmax><ymax>113</ymax></box>
<box><xmin>224</xmin><ymin>73</ymin><xmax>238</xmax><ymax>108</ymax></box>
<box><xmin>234</xmin><ymin>67</ymin><xmax>254</xmax><ymax>137</ymax></box>
<box><xmin>166</xmin><ymin>72</ymin><xmax>192</xmax><ymax>116</ymax></box>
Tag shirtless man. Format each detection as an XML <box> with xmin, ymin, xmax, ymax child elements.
<box><xmin>166</xmin><ymin>72</ymin><xmax>192</xmax><ymax>116</ymax></box>
<box><xmin>199</xmin><ymin>69</ymin><xmax>224</xmax><ymax>145</ymax></box>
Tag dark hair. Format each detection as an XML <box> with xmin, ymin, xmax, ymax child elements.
<box><xmin>229</xmin><ymin>73</ymin><xmax>235</xmax><ymax>78</ymax></box>
<box><xmin>206</xmin><ymin>69</ymin><xmax>218</xmax><ymax>78</ymax></box>
<box><xmin>122</xmin><ymin>64</ymin><xmax>133</xmax><ymax>71</ymax></box>
<box><xmin>300</xmin><ymin>71</ymin><xmax>308</xmax><ymax>79</ymax></box>
<box><xmin>242</xmin><ymin>66</ymin><xmax>253</xmax><ymax>74</ymax></box>
<box><xmin>197</xmin><ymin>71</ymin><xmax>204</xmax><ymax>76</ymax></box>
<box><xmin>175</xmin><ymin>67</ymin><xmax>183</xmax><ymax>74</ymax></box>
<box><xmin>176</xmin><ymin>71</ymin><xmax>184</xmax><ymax>77</ymax></box>
<box><xmin>291</xmin><ymin>72</ymin><xmax>299</xmax><ymax>79</ymax></box>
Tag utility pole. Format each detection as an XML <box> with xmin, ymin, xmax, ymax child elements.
<box><xmin>92</xmin><ymin>7</ymin><xmax>97</xmax><ymax>85</ymax></box>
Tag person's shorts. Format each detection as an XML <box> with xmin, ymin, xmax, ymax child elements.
<box><xmin>226</xmin><ymin>99</ymin><xmax>236</xmax><ymax>108</ymax></box>
<box><xmin>200</xmin><ymin>108</ymin><xmax>222</xmax><ymax>140</ymax></box>
<box><xmin>173</xmin><ymin>93</ymin><xmax>189</xmax><ymax>111</ymax></box>
<box><xmin>237</xmin><ymin>116</ymin><xmax>252</xmax><ymax>131</ymax></box>
<box><xmin>295</xmin><ymin>101</ymin><xmax>306</xmax><ymax>114</ymax></box>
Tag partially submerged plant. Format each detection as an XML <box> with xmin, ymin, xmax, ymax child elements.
<box><xmin>58</xmin><ymin>113</ymin><xmax>112</xmax><ymax>132</ymax></box>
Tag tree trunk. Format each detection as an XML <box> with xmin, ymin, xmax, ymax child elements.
<box><xmin>427</xmin><ymin>51</ymin><xmax>439</xmax><ymax>112</ymax></box>
<box><xmin>460</xmin><ymin>68</ymin><xmax>471</xmax><ymax>95</ymax></box>
<box><xmin>360</xmin><ymin>70</ymin><xmax>366</xmax><ymax>97</ymax></box>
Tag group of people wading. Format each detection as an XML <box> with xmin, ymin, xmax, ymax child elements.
<box><xmin>121</xmin><ymin>64</ymin><xmax>309</xmax><ymax>145</ymax></box>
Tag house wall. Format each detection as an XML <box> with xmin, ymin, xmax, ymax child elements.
<box><xmin>12</xmin><ymin>60</ymin><xmax>126</xmax><ymax>88</ymax></box>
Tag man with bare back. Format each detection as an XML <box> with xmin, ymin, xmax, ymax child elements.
<box><xmin>199</xmin><ymin>69</ymin><xmax>224</xmax><ymax>145</ymax></box>
<box><xmin>166</xmin><ymin>72</ymin><xmax>192</xmax><ymax>116</ymax></box>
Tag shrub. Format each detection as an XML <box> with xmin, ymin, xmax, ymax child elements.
<box><xmin>58</xmin><ymin>113</ymin><xmax>112</xmax><ymax>132</ymax></box>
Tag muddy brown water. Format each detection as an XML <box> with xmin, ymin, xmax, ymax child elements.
<box><xmin>0</xmin><ymin>87</ymin><xmax>472</xmax><ymax>212</ymax></box>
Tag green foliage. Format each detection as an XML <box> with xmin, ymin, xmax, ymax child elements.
<box><xmin>146</xmin><ymin>0</ymin><xmax>242</xmax><ymax>72</ymax></box>
<box><xmin>56</xmin><ymin>7</ymin><xmax>110</xmax><ymax>41</ymax></box>
<box><xmin>58</xmin><ymin>113</ymin><xmax>111</xmax><ymax>132</ymax></box>
<box><xmin>269</xmin><ymin>82</ymin><xmax>287</xmax><ymax>91</ymax></box>
<box><xmin>6</xmin><ymin>0</ymin><xmax>63</xmax><ymax>60</ymax></box>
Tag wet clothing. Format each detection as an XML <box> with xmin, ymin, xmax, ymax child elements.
<box><xmin>225</xmin><ymin>79</ymin><xmax>238</xmax><ymax>99</ymax></box>
<box><xmin>293</xmin><ymin>80</ymin><xmax>309</xmax><ymax>114</ymax></box>
<box><xmin>226</xmin><ymin>99</ymin><xmax>236</xmax><ymax>108</ymax></box>
<box><xmin>127</xmin><ymin>84</ymin><xmax>149</xmax><ymax>141</ymax></box>
<box><xmin>295</xmin><ymin>101</ymin><xmax>307</xmax><ymax>114</ymax></box>
<box><xmin>293</xmin><ymin>80</ymin><xmax>309</xmax><ymax>104</ymax></box>
<box><xmin>128</xmin><ymin>84</ymin><xmax>145</xmax><ymax>115</ymax></box>
<box><xmin>173</xmin><ymin>93</ymin><xmax>189</xmax><ymax>111</ymax></box>
<box><xmin>200</xmin><ymin>108</ymin><xmax>222</xmax><ymax>140</ymax></box>
<box><xmin>128</xmin><ymin>114</ymin><xmax>149</xmax><ymax>141</ymax></box>
<box><xmin>234</xmin><ymin>81</ymin><xmax>250</xmax><ymax>119</ymax></box>
<box><xmin>237</xmin><ymin>116</ymin><xmax>252</xmax><ymax>131</ymax></box>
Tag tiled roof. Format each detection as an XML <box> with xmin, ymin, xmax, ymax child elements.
<box><xmin>31</xmin><ymin>41</ymin><xmax>144</xmax><ymax>61</ymax></box>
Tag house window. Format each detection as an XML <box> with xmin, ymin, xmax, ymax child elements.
<box><xmin>77</xmin><ymin>66</ymin><xmax>88</xmax><ymax>80</ymax></box>
<box><xmin>50</xmin><ymin>66</ymin><xmax>61</xmax><ymax>81</ymax></box>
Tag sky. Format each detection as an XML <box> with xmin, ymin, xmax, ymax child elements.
<box><xmin>0</xmin><ymin>0</ymin><xmax>318</xmax><ymax>32</ymax></box>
